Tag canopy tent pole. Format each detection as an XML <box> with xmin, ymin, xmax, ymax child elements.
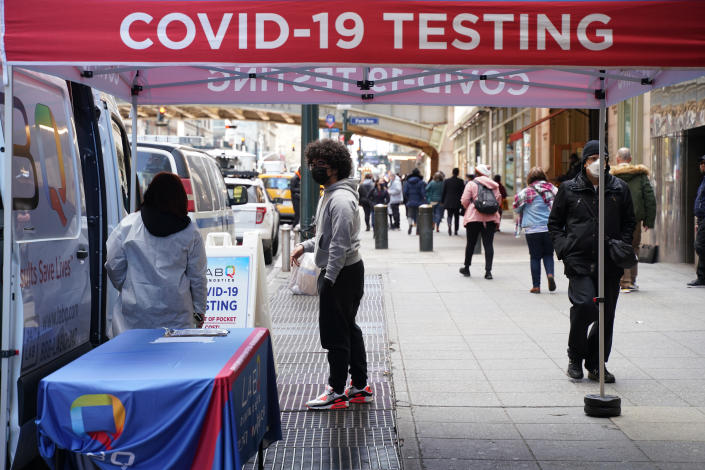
<box><xmin>584</xmin><ymin>71</ymin><xmax>621</xmax><ymax>418</ymax></box>
<box><xmin>130</xmin><ymin>91</ymin><xmax>138</xmax><ymax>213</ymax></box>
<box><xmin>1</xmin><ymin>64</ymin><xmax>15</xmax><ymax>468</ymax></box>
<box><xmin>598</xmin><ymin>80</ymin><xmax>606</xmax><ymax>399</ymax></box>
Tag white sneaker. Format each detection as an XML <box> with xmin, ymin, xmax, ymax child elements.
<box><xmin>344</xmin><ymin>383</ymin><xmax>374</xmax><ymax>404</ymax></box>
<box><xmin>306</xmin><ymin>385</ymin><xmax>349</xmax><ymax>410</ymax></box>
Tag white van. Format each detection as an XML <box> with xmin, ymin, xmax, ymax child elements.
<box><xmin>136</xmin><ymin>143</ymin><xmax>236</xmax><ymax>242</ymax></box>
<box><xmin>0</xmin><ymin>71</ymin><xmax>132</xmax><ymax>468</ymax></box>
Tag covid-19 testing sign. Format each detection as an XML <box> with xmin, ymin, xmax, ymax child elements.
<box><xmin>204</xmin><ymin>255</ymin><xmax>252</xmax><ymax>329</ymax></box>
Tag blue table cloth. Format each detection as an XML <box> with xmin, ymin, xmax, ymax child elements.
<box><xmin>36</xmin><ymin>328</ymin><xmax>281</xmax><ymax>470</ymax></box>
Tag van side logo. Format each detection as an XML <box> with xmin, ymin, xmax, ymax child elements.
<box><xmin>70</xmin><ymin>394</ymin><xmax>125</xmax><ymax>450</ymax></box>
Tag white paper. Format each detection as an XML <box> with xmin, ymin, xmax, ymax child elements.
<box><xmin>151</xmin><ymin>337</ymin><xmax>215</xmax><ymax>344</ymax></box>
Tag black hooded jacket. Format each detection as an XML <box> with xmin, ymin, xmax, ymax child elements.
<box><xmin>548</xmin><ymin>168</ymin><xmax>635</xmax><ymax>278</ymax></box>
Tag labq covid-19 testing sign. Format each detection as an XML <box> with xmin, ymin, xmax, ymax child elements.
<box><xmin>203</xmin><ymin>255</ymin><xmax>251</xmax><ymax>329</ymax></box>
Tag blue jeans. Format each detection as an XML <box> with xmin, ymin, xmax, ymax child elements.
<box><xmin>525</xmin><ymin>231</ymin><xmax>555</xmax><ymax>288</ymax></box>
<box><xmin>432</xmin><ymin>203</ymin><xmax>444</xmax><ymax>226</ymax></box>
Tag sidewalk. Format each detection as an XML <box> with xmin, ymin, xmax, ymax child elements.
<box><xmin>366</xmin><ymin>217</ymin><xmax>705</xmax><ymax>469</ymax></box>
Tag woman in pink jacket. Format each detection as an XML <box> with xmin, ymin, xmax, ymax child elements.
<box><xmin>459</xmin><ymin>164</ymin><xmax>503</xmax><ymax>279</ymax></box>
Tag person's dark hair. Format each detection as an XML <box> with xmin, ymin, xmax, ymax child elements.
<box><xmin>526</xmin><ymin>167</ymin><xmax>548</xmax><ymax>185</ymax></box>
<box><xmin>493</xmin><ymin>174</ymin><xmax>501</xmax><ymax>183</ymax></box>
<box><xmin>569</xmin><ymin>153</ymin><xmax>579</xmax><ymax>163</ymax></box>
<box><xmin>142</xmin><ymin>172</ymin><xmax>187</xmax><ymax>217</ymax></box>
<box><xmin>364</xmin><ymin>173</ymin><xmax>373</xmax><ymax>179</ymax></box>
<box><xmin>411</xmin><ymin>168</ymin><xmax>421</xmax><ymax>178</ymax></box>
<box><xmin>452</xmin><ymin>167</ymin><xmax>460</xmax><ymax>176</ymax></box>
<box><xmin>304</xmin><ymin>139</ymin><xmax>352</xmax><ymax>179</ymax></box>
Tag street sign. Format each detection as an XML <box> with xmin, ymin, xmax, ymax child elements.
<box><xmin>325</xmin><ymin>113</ymin><xmax>335</xmax><ymax>128</ymax></box>
<box><xmin>349</xmin><ymin>117</ymin><xmax>379</xmax><ymax>125</ymax></box>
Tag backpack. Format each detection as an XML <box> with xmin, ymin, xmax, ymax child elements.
<box><xmin>473</xmin><ymin>182</ymin><xmax>500</xmax><ymax>214</ymax></box>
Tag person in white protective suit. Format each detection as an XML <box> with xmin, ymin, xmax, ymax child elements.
<box><xmin>105</xmin><ymin>172</ymin><xmax>207</xmax><ymax>335</ymax></box>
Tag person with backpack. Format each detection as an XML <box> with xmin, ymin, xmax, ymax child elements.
<box><xmin>459</xmin><ymin>164</ymin><xmax>503</xmax><ymax>279</ymax></box>
<box><xmin>403</xmin><ymin>168</ymin><xmax>427</xmax><ymax>235</ymax></box>
<box><xmin>513</xmin><ymin>167</ymin><xmax>559</xmax><ymax>293</ymax></box>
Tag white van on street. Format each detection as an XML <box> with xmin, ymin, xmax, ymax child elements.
<box><xmin>1</xmin><ymin>70</ymin><xmax>133</xmax><ymax>468</ymax></box>
<box><xmin>136</xmin><ymin>143</ymin><xmax>236</xmax><ymax>242</ymax></box>
<box><xmin>224</xmin><ymin>176</ymin><xmax>280</xmax><ymax>264</ymax></box>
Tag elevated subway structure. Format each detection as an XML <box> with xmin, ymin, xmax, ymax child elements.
<box><xmin>119</xmin><ymin>103</ymin><xmax>450</xmax><ymax>171</ymax></box>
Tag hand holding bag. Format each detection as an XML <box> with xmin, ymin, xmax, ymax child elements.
<box><xmin>607</xmin><ymin>238</ymin><xmax>639</xmax><ymax>269</ymax></box>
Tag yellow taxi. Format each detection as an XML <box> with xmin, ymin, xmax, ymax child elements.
<box><xmin>259</xmin><ymin>173</ymin><xmax>294</xmax><ymax>222</ymax></box>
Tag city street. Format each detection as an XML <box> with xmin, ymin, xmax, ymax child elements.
<box><xmin>263</xmin><ymin>214</ymin><xmax>705</xmax><ymax>469</ymax></box>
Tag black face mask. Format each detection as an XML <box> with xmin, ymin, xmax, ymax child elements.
<box><xmin>311</xmin><ymin>166</ymin><xmax>330</xmax><ymax>185</ymax></box>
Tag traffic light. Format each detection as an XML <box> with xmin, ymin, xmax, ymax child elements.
<box><xmin>156</xmin><ymin>106</ymin><xmax>167</xmax><ymax>126</ymax></box>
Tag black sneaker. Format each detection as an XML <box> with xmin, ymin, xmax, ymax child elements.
<box><xmin>567</xmin><ymin>359</ymin><xmax>583</xmax><ymax>379</ymax></box>
<box><xmin>408</xmin><ymin>226</ymin><xmax>413</xmax><ymax>235</ymax></box>
<box><xmin>484</xmin><ymin>272</ymin><xmax>493</xmax><ymax>280</ymax></box>
<box><xmin>459</xmin><ymin>266</ymin><xmax>470</xmax><ymax>277</ymax></box>
<box><xmin>687</xmin><ymin>278</ymin><xmax>705</xmax><ymax>287</ymax></box>
<box><xmin>587</xmin><ymin>367</ymin><xmax>616</xmax><ymax>383</ymax></box>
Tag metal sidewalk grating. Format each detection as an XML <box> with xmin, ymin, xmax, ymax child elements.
<box><xmin>244</xmin><ymin>275</ymin><xmax>401</xmax><ymax>470</ymax></box>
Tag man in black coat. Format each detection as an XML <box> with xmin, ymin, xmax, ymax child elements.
<box><xmin>548</xmin><ymin>140</ymin><xmax>635</xmax><ymax>383</ymax></box>
<box><xmin>289</xmin><ymin>169</ymin><xmax>301</xmax><ymax>227</ymax></box>
<box><xmin>441</xmin><ymin>167</ymin><xmax>465</xmax><ymax>236</ymax></box>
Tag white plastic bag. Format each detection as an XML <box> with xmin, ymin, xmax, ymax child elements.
<box><xmin>288</xmin><ymin>252</ymin><xmax>320</xmax><ymax>295</ymax></box>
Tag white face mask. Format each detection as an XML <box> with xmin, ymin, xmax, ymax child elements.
<box><xmin>586</xmin><ymin>160</ymin><xmax>601</xmax><ymax>177</ymax></box>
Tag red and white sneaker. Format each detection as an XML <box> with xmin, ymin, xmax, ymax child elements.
<box><xmin>306</xmin><ymin>385</ymin><xmax>349</xmax><ymax>410</ymax></box>
<box><xmin>345</xmin><ymin>384</ymin><xmax>374</xmax><ymax>404</ymax></box>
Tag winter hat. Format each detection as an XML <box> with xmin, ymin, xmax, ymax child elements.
<box><xmin>475</xmin><ymin>164</ymin><xmax>492</xmax><ymax>177</ymax></box>
<box><xmin>581</xmin><ymin>140</ymin><xmax>609</xmax><ymax>163</ymax></box>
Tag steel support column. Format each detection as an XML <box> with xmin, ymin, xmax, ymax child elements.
<box><xmin>300</xmin><ymin>105</ymin><xmax>319</xmax><ymax>241</ymax></box>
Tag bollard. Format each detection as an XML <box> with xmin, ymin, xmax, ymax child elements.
<box><xmin>292</xmin><ymin>225</ymin><xmax>301</xmax><ymax>245</ymax></box>
<box><xmin>418</xmin><ymin>204</ymin><xmax>433</xmax><ymax>252</ymax></box>
<box><xmin>281</xmin><ymin>224</ymin><xmax>291</xmax><ymax>272</ymax></box>
<box><xmin>373</xmin><ymin>204</ymin><xmax>388</xmax><ymax>249</ymax></box>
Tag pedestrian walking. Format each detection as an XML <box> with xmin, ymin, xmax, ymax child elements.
<box><xmin>441</xmin><ymin>167</ymin><xmax>465</xmax><ymax>236</ymax></box>
<box><xmin>290</xmin><ymin>139</ymin><xmax>372</xmax><ymax>410</ymax></box>
<box><xmin>403</xmin><ymin>168</ymin><xmax>426</xmax><ymax>235</ymax></box>
<box><xmin>548</xmin><ymin>140</ymin><xmax>635</xmax><ymax>383</ymax></box>
<box><xmin>388</xmin><ymin>173</ymin><xmax>403</xmax><ymax>230</ymax></box>
<box><xmin>513</xmin><ymin>167</ymin><xmax>558</xmax><ymax>293</ymax></box>
<box><xmin>610</xmin><ymin>147</ymin><xmax>657</xmax><ymax>292</ymax></box>
<box><xmin>369</xmin><ymin>179</ymin><xmax>390</xmax><ymax>228</ymax></box>
<box><xmin>459</xmin><ymin>164</ymin><xmax>502</xmax><ymax>279</ymax></box>
<box><xmin>688</xmin><ymin>154</ymin><xmax>705</xmax><ymax>287</ymax></box>
<box><xmin>105</xmin><ymin>172</ymin><xmax>207</xmax><ymax>335</ymax></box>
<box><xmin>557</xmin><ymin>153</ymin><xmax>581</xmax><ymax>182</ymax></box>
<box><xmin>358</xmin><ymin>173</ymin><xmax>374</xmax><ymax>231</ymax></box>
<box><xmin>290</xmin><ymin>168</ymin><xmax>301</xmax><ymax>228</ymax></box>
<box><xmin>426</xmin><ymin>172</ymin><xmax>444</xmax><ymax>232</ymax></box>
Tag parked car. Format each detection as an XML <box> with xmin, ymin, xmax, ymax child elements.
<box><xmin>0</xmin><ymin>71</ymin><xmax>133</xmax><ymax>468</ymax></box>
<box><xmin>259</xmin><ymin>173</ymin><xmax>294</xmax><ymax>222</ymax></box>
<box><xmin>136</xmin><ymin>143</ymin><xmax>237</xmax><ymax>242</ymax></box>
<box><xmin>224</xmin><ymin>177</ymin><xmax>280</xmax><ymax>264</ymax></box>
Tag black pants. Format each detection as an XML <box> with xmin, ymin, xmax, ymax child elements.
<box><xmin>292</xmin><ymin>196</ymin><xmax>300</xmax><ymax>227</ymax></box>
<box><xmin>390</xmin><ymin>203</ymin><xmax>401</xmax><ymax>229</ymax></box>
<box><xmin>567</xmin><ymin>272</ymin><xmax>621</xmax><ymax>369</ymax></box>
<box><xmin>362</xmin><ymin>204</ymin><xmax>372</xmax><ymax>230</ymax></box>
<box><xmin>318</xmin><ymin>260</ymin><xmax>367</xmax><ymax>393</ymax></box>
<box><xmin>464</xmin><ymin>221</ymin><xmax>496</xmax><ymax>272</ymax></box>
<box><xmin>696</xmin><ymin>218</ymin><xmax>705</xmax><ymax>281</ymax></box>
<box><xmin>446</xmin><ymin>207</ymin><xmax>460</xmax><ymax>234</ymax></box>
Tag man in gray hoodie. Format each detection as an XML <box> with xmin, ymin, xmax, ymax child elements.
<box><xmin>291</xmin><ymin>140</ymin><xmax>372</xmax><ymax>410</ymax></box>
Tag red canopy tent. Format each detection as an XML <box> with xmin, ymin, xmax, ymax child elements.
<box><xmin>2</xmin><ymin>0</ymin><xmax>705</xmax><ymax>463</ymax></box>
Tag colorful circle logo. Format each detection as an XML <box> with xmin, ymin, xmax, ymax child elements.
<box><xmin>70</xmin><ymin>394</ymin><xmax>125</xmax><ymax>450</ymax></box>
<box><xmin>225</xmin><ymin>265</ymin><xmax>236</xmax><ymax>278</ymax></box>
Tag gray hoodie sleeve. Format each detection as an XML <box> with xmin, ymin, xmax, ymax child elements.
<box><xmin>301</xmin><ymin>238</ymin><xmax>315</xmax><ymax>253</ymax></box>
<box><xmin>324</xmin><ymin>197</ymin><xmax>356</xmax><ymax>283</ymax></box>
